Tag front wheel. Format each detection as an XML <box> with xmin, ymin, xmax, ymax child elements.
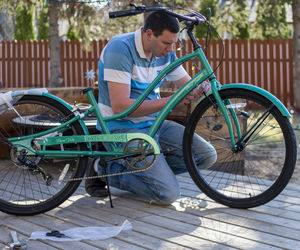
<box><xmin>0</xmin><ymin>95</ymin><xmax>88</xmax><ymax>215</ymax></box>
<box><xmin>183</xmin><ymin>89</ymin><xmax>297</xmax><ymax>208</ymax></box>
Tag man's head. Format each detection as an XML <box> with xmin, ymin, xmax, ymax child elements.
<box><xmin>143</xmin><ymin>11</ymin><xmax>180</xmax><ymax>58</ymax></box>
<box><xmin>144</xmin><ymin>11</ymin><xmax>180</xmax><ymax>37</ymax></box>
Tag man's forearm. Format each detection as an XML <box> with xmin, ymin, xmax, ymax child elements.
<box><xmin>113</xmin><ymin>96</ymin><xmax>171</xmax><ymax>117</ymax></box>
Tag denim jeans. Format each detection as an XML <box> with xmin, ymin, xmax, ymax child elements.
<box><xmin>100</xmin><ymin>120</ymin><xmax>217</xmax><ymax>205</ymax></box>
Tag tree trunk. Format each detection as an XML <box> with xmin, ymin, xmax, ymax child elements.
<box><xmin>49</xmin><ymin>1</ymin><xmax>63</xmax><ymax>87</ymax></box>
<box><xmin>292</xmin><ymin>0</ymin><xmax>300</xmax><ymax>112</ymax></box>
<box><xmin>142</xmin><ymin>0</ymin><xmax>159</xmax><ymax>20</ymax></box>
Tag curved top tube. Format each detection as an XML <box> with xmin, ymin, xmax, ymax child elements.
<box><xmin>91</xmin><ymin>47</ymin><xmax>216</xmax><ymax>137</ymax></box>
<box><xmin>101</xmin><ymin>50</ymin><xmax>201</xmax><ymax>121</ymax></box>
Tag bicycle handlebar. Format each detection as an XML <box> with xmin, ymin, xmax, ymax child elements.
<box><xmin>109</xmin><ymin>5</ymin><xmax>206</xmax><ymax>23</ymax></box>
<box><xmin>109</xmin><ymin>9</ymin><xmax>144</xmax><ymax>18</ymax></box>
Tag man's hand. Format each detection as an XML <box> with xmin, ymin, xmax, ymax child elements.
<box><xmin>191</xmin><ymin>81</ymin><xmax>211</xmax><ymax>99</ymax></box>
<box><xmin>176</xmin><ymin>81</ymin><xmax>211</xmax><ymax>108</ymax></box>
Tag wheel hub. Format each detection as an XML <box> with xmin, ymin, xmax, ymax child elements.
<box><xmin>10</xmin><ymin>148</ymin><xmax>30</xmax><ymax>169</ymax></box>
<box><xmin>233</xmin><ymin>142</ymin><xmax>246</xmax><ymax>153</ymax></box>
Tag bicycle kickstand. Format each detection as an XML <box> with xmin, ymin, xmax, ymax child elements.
<box><xmin>100</xmin><ymin>158</ymin><xmax>114</xmax><ymax>208</ymax></box>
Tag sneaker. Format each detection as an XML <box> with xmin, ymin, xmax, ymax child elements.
<box><xmin>85</xmin><ymin>158</ymin><xmax>108</xmax><ymax>197</ymax></box>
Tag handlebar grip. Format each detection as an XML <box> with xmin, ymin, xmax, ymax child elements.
<box><xmin>109</xmin><ymin>9</ymin><xmax>143</xmax><ymax>18</ymax></box>
<box><xmin>109</xmin><ymin>6</ymin><xmax>206</xmax><ymax>23</ymax></box>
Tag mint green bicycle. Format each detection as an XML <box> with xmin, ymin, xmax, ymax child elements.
<box><xmin>0</xmin><ymin>5</ymin><xmax>297</xmax><ymax>215</ymax></box>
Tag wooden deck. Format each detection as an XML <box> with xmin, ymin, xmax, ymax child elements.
<box><xmin>1</xmin><ymin>172</ymin><xmax>300</xmax><ymax>249</ymax></box>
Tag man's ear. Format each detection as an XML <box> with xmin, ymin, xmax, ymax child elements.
<box><xmin>145</xmin><ymin>29</ymin><xmax>153</xmax><ymax>41</ymax></box>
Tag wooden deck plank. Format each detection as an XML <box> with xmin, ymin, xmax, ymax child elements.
<box><xmin>23</xmin><ymin>213</ymin><xmax>160</xmax><ymax>250</ymax></box>
<box><xmin>0</xmin><ymin>216</ymin><xmax>88</xmax><ymax>249</ymax></box>
<box><xmin>65</xmin><ymin>191</ymin><xmax>294</xmax><ymax>249</ymax></box>
<box><xmin>1</xmin><ymin>172</ymin><xmax>300</xmax><ymax>249</ymax></box>
<box><xmin>180</xmin><ymin>176</ymin><xmax>300</xmax><ymax>223</ymax></box>
<box><xmin>83</xmin><ymin>203</ymin><xmax>263</xmax><ymax>249</ymax></box>
<box><xmin>111</xmin><ymin>195</ymin><xmax>300</xmax><ymax>248</ymax></box>
<box><xmin>0</xmin><ymin>226</ymin><xmax>54</xmax><ymax>250</ymax></box>
<box><xmin>51</xmin><ymin>209</ymin><xmax>190</xmax><ymax>250</ymax></box>
<box><xmin>172</xmin><ymin>199</ymin><xmax>300</xmax><ymax>242</ymax></box>
<box><xmin>20</xmin><ymin>195</ymin><xmax>194</xmax><ymax>250</ymax></box>
<box><xmin>178</xmin><ymin>174</ymin><xmax>300</xmax><ymax>211</ymax></box>
<box><xmin>179</xmin><ymin>182</ymin><xmax>300</xmax><ymax>230</ymax></box>
<box><xmin>179</xmin><ymin>181</ymin><xmax>300</xmax><ymax>221</ymax></box>
<box><xmin>57</xmin><ymin>195</ymin><xmax>219</xmax><ymax>249</ymax></box>
<box><xmin>178</xmin><ymin>173</ymin><xmax>300</xmax><ymax>202</ymax></box>
<box><xmin>108</xmin><ymin>192</ymin><xmax>300</xmax><ymax>247</ymax></box>
<box><xmin>178</xmin><ymin>171</ymin><xmax>300</xmax><ymax>196</ymax></box>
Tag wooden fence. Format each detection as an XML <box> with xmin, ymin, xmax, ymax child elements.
<box><xmin>0</xmin><ymin>39</ymin><xmax>294</xmax><ymax>107</ymax></box>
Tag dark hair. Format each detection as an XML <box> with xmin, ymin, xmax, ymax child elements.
<box><xmin>143</xmin><ymin>11</ymin><xmax>179</xmax><ymax>37</ymax></box>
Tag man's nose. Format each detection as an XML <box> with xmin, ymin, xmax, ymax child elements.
<box><xmin>166</xmin><ymin>44</ymin><xmax>173</xmax><ymax>52</ymax></box>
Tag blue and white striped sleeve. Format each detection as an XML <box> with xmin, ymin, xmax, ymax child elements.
<box><xmin>102</xmin><ymin>40</ymin><xmax>133</xmax><ymax>85</ymax></box>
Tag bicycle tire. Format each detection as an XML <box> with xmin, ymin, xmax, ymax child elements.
<box><xmin>183</xmin><ymin>88</ymin><xmax>297</xmax><ymax>208</ymax></box>
<box><xmin>0</xmin><ymin>95</ymin><xmax>88</xmax><ymax>215</ymax></box>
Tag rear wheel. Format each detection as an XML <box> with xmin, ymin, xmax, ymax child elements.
<box><xmin>183</xmin><ymin>89</ymin><xmax>297</xmax><ymax>208</ymax></box>
<box><xmin>0</xmin><ymin>95</ymin><xmax>88</xmax><ymax>215</ymax></box>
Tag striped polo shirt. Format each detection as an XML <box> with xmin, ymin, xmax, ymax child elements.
<box><xmin>97</xmin><ymin>28</ymin><xmax>188</xmax><ymax>131</ymax></box>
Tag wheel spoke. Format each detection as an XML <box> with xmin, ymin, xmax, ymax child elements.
<box><xmin>0</xmin><ymin>96</ymin><xmax>87</xmax><ymax>215</ymax></box>
<box><xmin>184</xmin><ymin>89</ymin><xmax>296</xmax><ymax>208</ymax></box>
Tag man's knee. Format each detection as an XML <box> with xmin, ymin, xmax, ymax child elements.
<box><xmin>195</xmin><ymin>145</ymin><xmax>217</xmax><ymax>169</ymax></box>
<box><xmin>153</xmin><ymin>185</ymin><xmax>180</xmax><ymax>205</ymax></box>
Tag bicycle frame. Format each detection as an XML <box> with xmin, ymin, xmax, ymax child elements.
<box><xmin>91</xmin><ymin>46</ymin><xmax>241</xmax><ymax>147</ymax></box>
<box><xmin>8</xmin><ymin>45</ymin><xmax>243</xmax><ymax>157</ymax></box>
<box><xmin>2</xmin><ymin>4</ymin><xmax>297</xmax><ymax>217</ymax></box>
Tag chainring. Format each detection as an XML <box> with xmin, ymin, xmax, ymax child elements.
<box><xmin>123</xmin><ymin>139</ymin><xmax>157</xmax><ymax>170</ymax></box>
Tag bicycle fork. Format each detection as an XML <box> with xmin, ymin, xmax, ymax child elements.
<box><xmin>210</xmin><ymin>80</ymin><xmax>240</xmax><ymax>148</ymax></box>
<box><xmin>210</xmin><ymin>79</ymin><xmax>275</xmax><ymax>152</ymax></box>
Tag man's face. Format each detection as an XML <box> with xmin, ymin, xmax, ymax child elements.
<box><xmin>147</xmin><ymin>29</ymin><xmax>179</xmax><ymax>58</ymax></box>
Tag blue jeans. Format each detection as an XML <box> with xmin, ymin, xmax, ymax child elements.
<box><xmin>100</xmin><ymin>120</ymin><xmax>217</xmax><ymax>205</ymax></box>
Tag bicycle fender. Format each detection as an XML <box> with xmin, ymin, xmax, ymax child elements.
<box><xmin>1</xmin><ymin>88</ymin><xmax>49</xmax><ymax>110</ymax></box>
<box><xmin>14</xmin><ymin>90</ymin><xmax>91</xmax><ymax>144</ymax></box>
<box><xmin>8</xmin><ymin>89</ymin><xmax>92</xmax><ymax>149</ymax></box>
<box><xmin>194</xmin><ymin>83</ymin><xmax>291</xmax><ymax>117</ymax></box>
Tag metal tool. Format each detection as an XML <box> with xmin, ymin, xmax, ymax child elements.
<box><xmin>46</xmin><ymin>230</ymin><xmax>68</xmax><ymax>238</ymax></box>
<box><xmin>9</xmin><ymin>231</ymin><xmax>27</xmax><ymax>250</ymax></box>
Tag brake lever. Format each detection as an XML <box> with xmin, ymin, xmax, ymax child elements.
<box><xmin>185</xmin><ymin>10</ymin><xmax>207</xmax><ymax>23</ymax></box>
<box><xmin>182</xmin><ymin>20</ymin><xmax>190</xmax><ymax>27</ymax></box>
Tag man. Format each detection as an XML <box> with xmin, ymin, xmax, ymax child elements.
<box><xmin>85</xmin><ymin>11</ymin><xmax>217</xmax><ymax>204</ymax></box>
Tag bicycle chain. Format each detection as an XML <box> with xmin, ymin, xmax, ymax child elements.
<box><xmin>59</xmin><ymin>148</ymin><xmax>174</xmax><ymax>183</ymax></box>
<box><xmin>60</xmin><ymin>163</ymin><xmax>154</xmax><ymax>183</ymax></box>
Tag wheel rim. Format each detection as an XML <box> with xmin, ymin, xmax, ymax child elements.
<box><xmin>186</xmin><ymin>90</ymin><xmax>296</xmax><ymax>205</ymax></box>
<box><xmin>0</xmin><ymin>96</ymin><xmax>85</xmax><ymax>213</ymax></box>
